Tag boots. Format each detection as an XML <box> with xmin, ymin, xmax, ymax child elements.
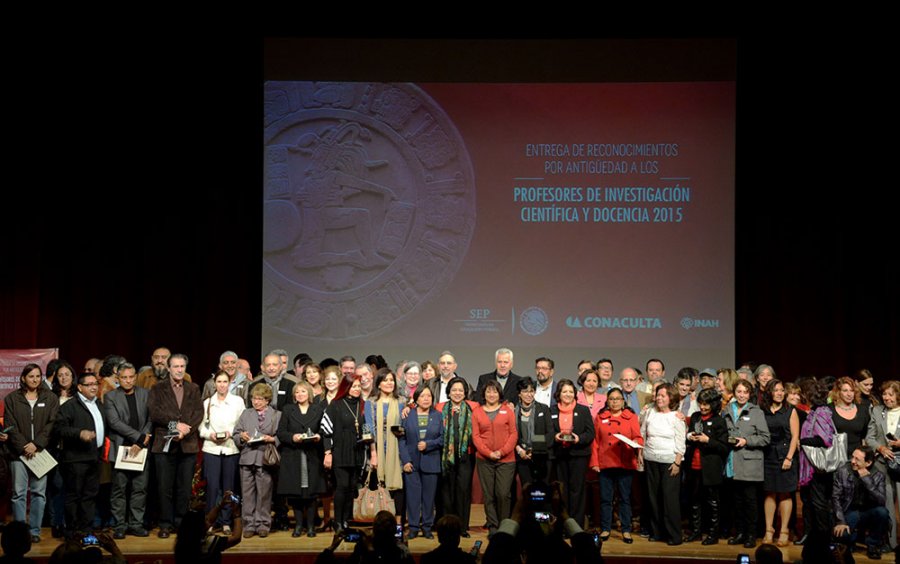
<box><xmin>684</xmin><ymin>504</ymin><xmax>703</xmax><ymax>542</ymax></box>
<box><xmin>702</xmin><ymin>491</ymin><xmax>720</xmax><ymax>545</ymax></box>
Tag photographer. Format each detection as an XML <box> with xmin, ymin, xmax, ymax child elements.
<box><xmin>316</xmin><ymin>510</ymin><xmax>414</xmax><ymax>564</ymax></box>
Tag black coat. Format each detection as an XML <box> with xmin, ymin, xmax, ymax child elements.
<box><xmin>550</xmin><ymin>403</ymin><xmax>595</xmax><ymax>458</ymax></box>
<box><xmin>475</xmin><ymin>371</ymin><xmax>523</xmax><ymax>405</ymax></box>
<box><xmin>277</xmin><ymin>402</ymin><xmax>326</xmax><ymax>496</ymax></box>
<box><xmin>57</xmin><ymin>395</ymin><xmax>107</xmax><ymax>463</ymax></box>
<box><xmin>516</xmin><ymin>402</ymin><xmax>553</xmax><ymax>457</ymax></box>
<box><xmin>322</xmin><ymin>397</ymin><xmax>367</xmax><ymax>469</ymax></box>
<box><xmin>684</xmin><ymin>412</ymin><xmax>729</xmax><ymax>486</ymax></box>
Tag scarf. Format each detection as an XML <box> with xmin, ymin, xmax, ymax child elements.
<box><xmin>371</xmin><ymin>398</ymin><xmax>402</xmax><ymax>490</ymax></box>
<box><xmin>798</xmin><ymin>406</ymin><xmax>835</xmax><ymax>486</ymax></box>
<box><xmin>442</xmin><ymin>401</ymin><xmax>472</xmax><ymax>473</ymax></box>
<box><xmin>725</xmin><ymin>400</ymin><xmax>742</xmax><ymax>478</ymax></box>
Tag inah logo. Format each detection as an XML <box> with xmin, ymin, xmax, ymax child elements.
<box><xmin>681</xmin><ymin>317</ymin><xmax>720</xmax><ymax>329</ymax></box>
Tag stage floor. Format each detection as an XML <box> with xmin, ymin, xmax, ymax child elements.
<box><xmin>21</xmin><ymin>505</ymin><xmax>886</xmax><ymax>563</ymax></box>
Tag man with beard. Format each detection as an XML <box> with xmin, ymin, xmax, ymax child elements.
<box><xmin>148</xmin><ymin>354</ymin><xmax>203</xmax><ymax>538</ymax></box>
<box><xmin>428</xmin><ymin>351</ymin><xmax>460</xmax><ymax>404</ymax></box>
<box><xmin>136</xmin><ymin>347</ymin><xmax>192</xmax><ymax>389</ymax></box>
<box><xmin>533</xmin><ymin>356</ymin><xmax>557</xmax><ymax>408</ymax></box>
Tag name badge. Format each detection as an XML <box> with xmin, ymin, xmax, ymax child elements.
<box><xmin>742</xmin><ymin>416</ymin><xmax>750</xmax><ymax>421</ymax></box>
<box><xmin>37</xmin><ymin>403</ymin><xmax>45</xmax><ymax>407</ymax></box>
<box><xmin>551</xmin><ymin>414</ymin><xmax>558</xmax><ymax>419</ymax></box>
<box><xmin>499</xmin><ymin>410</ymin><xmax>508</xmax><ymax>414</ymax></box>
<box><xmin>706</xmin><ymin>421</ymin><xmax>712</xmax><ymax>426</ymax></box>
<box><xmin>278</xmin><ymin>390</ymin><xmax>286</xmax><ymax>395</ymax></box>
<box><xmin>537</xmin><ymin>412</ymin><xmax>545</xmax><ymax>417</ymax></box>
<box><xmin>601</xmin><ymin>419</ymin><xmax>610</xmax><ymax>424</ymax></box>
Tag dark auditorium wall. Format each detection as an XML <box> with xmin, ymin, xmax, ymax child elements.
<box><xmin>2</xmin><ymin>36</ymin><xmax>896</xmax><ymax>384</ymax></box>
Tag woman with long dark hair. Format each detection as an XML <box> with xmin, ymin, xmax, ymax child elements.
<box><xmin>2</xmin><ymin>363</ymin><xmax>60</xmax><ymax>542</ymax></box>
<box><xmin>399</xmin><ymin>386</ymin><xmax>443</xmax><ymax>539</ymax></box>
<box><xmin>760</xmin><ymin>379</ymin><xmax>799</xmax><ymax>546</ymax></box>
<box><xmin>797</xmin><ymin>379</ymin><xmax>837</xmax><ymax>562</ymax></box>
<box><xmin>473</xmin><ymin>379</ymin><xmax>518</xmax><ymax>536</ymax></box>
<box><xmin>365</xmin><ymin>368</ymin><xmax>405</xmax><ymax>524</ymax></box>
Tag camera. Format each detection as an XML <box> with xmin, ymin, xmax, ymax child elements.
<box><xmin>229</xmin><ymin>493</ymin><xmax>241</xmax><ymax>504</ymax></box>
<box><xmin>81</xmin><ymin>534</ymin><xmax>100</xmax><ymax>547</ymax></box>
<box><xmin>343</xmin><ymin>529</ymin><xmax>363</xmax><ymax>542</ymax></box>
<box><xmin>736</xmin><ymin>554</ymin><xmax>750</xmax><ymax>564</ymax></box>
<box><xmin>533</xmin><ymin>511</ymin><xmax>551</xmax><ymax>523</ymax></box>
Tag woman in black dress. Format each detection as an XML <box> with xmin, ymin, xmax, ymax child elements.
<box><xmin>760</xmin><ymin>379</ymin><xmax>799</xmax><ymax>546</ymax></box>
<box><xmin>277</xmin><ymin>381</ymin><xmax>326</xmax><ymax>537</ymax></box>
<box><xmin>321</xmin><ymin>375</ymin><xmax>368</xmax><ymax>533</ymax></box>
<box><xmin>830</xmin><ymin>376</ymin><xmax>876</xmax><ymax>457</ymax></box>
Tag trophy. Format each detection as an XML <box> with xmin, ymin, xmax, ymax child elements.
<box><xmin>359</xmin><ymin>423</ymin><xmax>374</xmax><ymax>444</ymax></box>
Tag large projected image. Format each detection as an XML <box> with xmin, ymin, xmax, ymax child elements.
<box><xmin>263</xmin><ymin>81</ymin><xmax>735</xmax><ymax>371</ymax></box>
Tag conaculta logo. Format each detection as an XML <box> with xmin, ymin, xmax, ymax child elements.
<box><xmin>566</xmin><ymin>316</ymin><xmax>661</xmax><ymax>329</ymax></box>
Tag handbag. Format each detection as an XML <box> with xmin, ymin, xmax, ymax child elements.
<box><xmin>353</xmin><ymin>468</ymin><xmax>395</xmax><ymax>522</ymax></box>
<box><xmin>800</xmin><ymin>415</ymin><xmax>848</xmax><ymax>472</ymax></box>
<box><xmin>263</xmin><ymin>443</ymin><xmax>281</xmax><ymax>467</ymax></box>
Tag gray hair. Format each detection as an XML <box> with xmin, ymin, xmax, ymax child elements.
<box><xmin>404</xmin><ymin>361</ymin><xmax>421</xmax><ymax>374</ymax></box>
<box><xmin>269</xmin><ymin>349</ymin><xmax>289</xmax><ymax>358</ymax></box>
<box><xmin>495</xmin><ymin>348</ymin><xmax>514</xmax><ymax>363</ymax></box>
<box><xmin>117</xmin><ymin>362</ymin><xmax>136</xmax><ymax>374</ymax></box>
<box><xmin>169</xmin><ymin>353</ymin><xmax>189</xmax><ymax>366</ymax></box>
<box><xmin>754</xmin><ymin>364</ymin><xmax>775</xmax><ymax>380</ymax></box>
<box><xmin>219</xmin><ymin>350</ymin><xmax>238</xmax><ymax>364</ymax></box>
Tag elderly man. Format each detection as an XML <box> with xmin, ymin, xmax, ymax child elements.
<box><xmin>475</xmin><ymin>348</ymin><xmax>522</xmax><ymax>405</ymax></box>
<box><xmin>620</xmin><ymin>367</ymin><xmax>651</xmax><ymax>414</ymax></box>
<box><xmin>245</xmin><ymin>352</ymin><xmax>295</xmax><ymax>410</ymax></box>
<box><xmin>202</xmin><ymin>351</ymin><xmax>248</xmax><ymax>400</ymax></box>
<box><xmin>147</xmin><ymin>354</ymin><xmax>203</xmax><ymax>538</ymax></box>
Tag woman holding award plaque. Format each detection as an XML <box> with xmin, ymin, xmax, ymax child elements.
<box><xmin>277</xmin><ymin>381</ymin><xmax>326</xmax><ymax>537</ymax></box>
<box><xmin>200</xmin><ymin>371</ymin><xmax>245</xmax><ymax>534</ymax></box>
<box><xmin>550</xmin><ymin>378</ymin><xmax>595</xmax><ymax>528</ymax></box>
<box><xmin>233</xmin><ymin>385</ymin><xmax>282</xmax><ymax>538</ymax></box>
<box><xmin>321</xmin><ymin>375</ymin><xmax>367</xmax><ymax>534</ymax></box>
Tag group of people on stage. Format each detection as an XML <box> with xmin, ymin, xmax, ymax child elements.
<box><xmin>1</xmin><ymin>347</ymin><xmax>896</xmax><ymax>560</ymax></box>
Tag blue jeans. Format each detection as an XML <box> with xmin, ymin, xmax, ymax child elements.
<box><xmin>599</xmin><ymin>468</ymin><xmax>633</xmax><ymax>532</ymax></box>
<box><xmin>11</xmin><ymin>460</ymin><xmax>48</xmax><ymax>536</ymax></box>
<box><xmin>839</xmin><ymin>506</ymin><xmax>889</xmax><ymax>548</ymax></box>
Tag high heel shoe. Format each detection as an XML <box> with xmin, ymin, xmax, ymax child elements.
<box><xmin>317</xmin><ymin>519</ymin><xmax>334</xmax><ymax>533</ymax></box>
<box><xmin>763</xmin><ymin>527</ymin><xmax>774</xmax><ymax>544</ymax></box>
<box><xmin>776</xmin><ymin>530</ymin><xmax>790</xmax><ymax>547</ymax></box>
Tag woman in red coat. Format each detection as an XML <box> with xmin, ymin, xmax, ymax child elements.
<box><xmin>590</xmin><ymin>387</ymin><xmax>643</xmax><ymax>543</ymax></box>
<box><xmin>472</xmin><ymin>380</ymin><xmax>518</xmax><ymax>536</ymax></box>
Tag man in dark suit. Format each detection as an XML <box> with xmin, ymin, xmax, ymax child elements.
<box><xmin>57</xmin><ymin>372</ymin><xmax>107</xmax><ymax>538</ymax></box>
<box><xmin>474</xmin><ymin>348</ymin><xmax>522</xmax><ymax>405</ymax></box>
<box><xmin>104</xmin><ymin>362</ymin><xmax>152</xmax><ymax>538</ymax></box>
<box><xmin>244</xmin><ymin>352</ymin><xmax>294</xmax><ymax>410</ymax></box>
<box><xmin>427</xmin><ymin>351</ymin><xmax>461</xmax><ymax>405</ymax></box>
<box><xmin>148</xmin><ymin>353</ymin><xmax>203</xmax><ymax>538</ymax></box>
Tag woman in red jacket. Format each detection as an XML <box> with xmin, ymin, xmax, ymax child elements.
<box><xmin>590</xmin><ymin>387</ymin><xmax>643</xmax><ymax>543</ymax></box>
<box><xmin>472</xmin><ymin>380</ymin><xmax>518</xmax><ymax>536</ymax></box>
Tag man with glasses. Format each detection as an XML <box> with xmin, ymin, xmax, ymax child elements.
<box><xmin>57</xmin><ymin>372</ymin><xmax>107</xmax><ymax>537</ymax></box>
<box><xmin>533</xmin><ymin>357</ymin><xmax>557</xmax><ymax>408</ymax></box>
<box><xmin>620</xmin><ymin>368</ymin><xmax>651</xmax><ymax>414</ymax></box>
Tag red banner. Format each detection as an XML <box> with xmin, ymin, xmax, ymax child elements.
<box><xmin>0</xmin><ymin>348</ymin><xmax>59</xmax><ymax>402</ymax></box>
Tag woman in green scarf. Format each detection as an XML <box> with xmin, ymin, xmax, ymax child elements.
<box><xmin>437</xmin><ymin>377</ymin><xmax>477</xmax><ymax>537</ymax></box>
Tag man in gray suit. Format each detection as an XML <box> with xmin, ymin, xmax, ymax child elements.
<box><xmin>104</xmin><ymin>362</ymin><xmax>152</xmax><ymax>538</ymax></box>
